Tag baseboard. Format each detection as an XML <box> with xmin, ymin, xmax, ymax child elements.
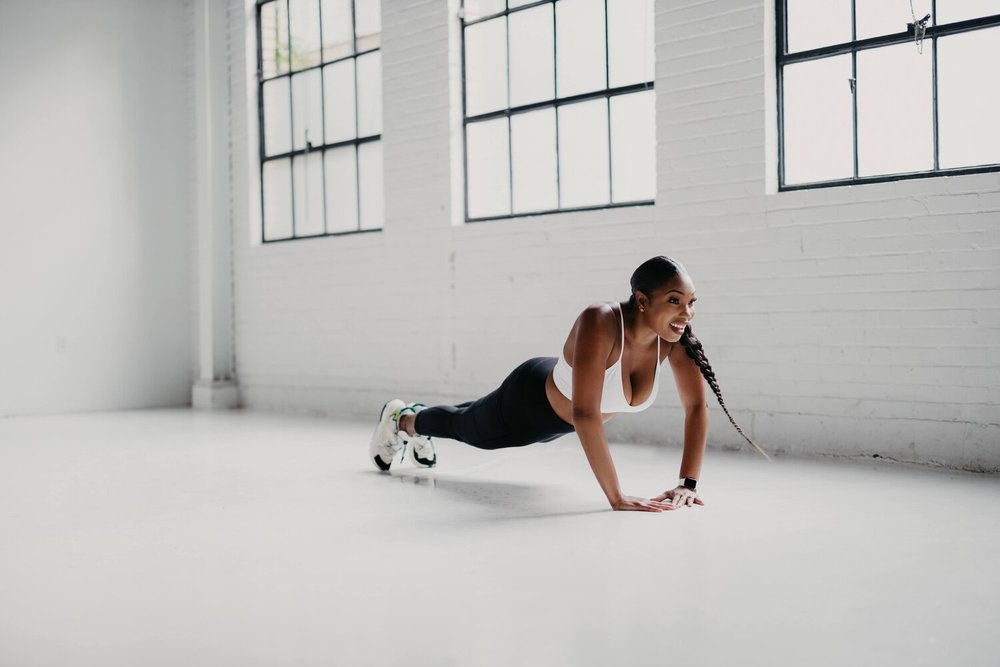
<box><xmin>191</xmin><ymin>380</ymin><xmax>240</xmax><ymax>409</ymax></box>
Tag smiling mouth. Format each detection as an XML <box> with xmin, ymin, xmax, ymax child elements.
<box><xmin>669</xmin><ymin>322</ymin><xmax>688</xmax><ymax>334</ymax></box>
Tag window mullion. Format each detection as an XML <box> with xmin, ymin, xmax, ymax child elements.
<box><xmin>931</xmin><ymin>0</ymin><xmax>940</xmax><ymax>171</ymax></box>
<box><xmin>603</xmin><ymin>0</ymin><xmax>611</xmax><ymax>203</ymax></box>
<box><xmin>776</xmin><ymin>0</ymin><xmax>786</xmax><ymax>187</ymax></box>
<box><xmin>257</xmin><ymin>3</ymin><xmax>267</xmax><ymax>242</ymax></box>
<box><xmin>351</xmin><ymin>0</ymin><xmax>361</xmax><ymax>232</ymax></box>
<box><xmin>318</xmin><ymin>0</ymin><xmax>328</xmax><ymax>234</ymax></box>
<box><xmin>553</xmin><ymin>1</ymin><xmax>561</xmax><ymax>208</ymax></box>
<box><xmin>851</xmin><ymin>0</ymin><xmax>858</xmax><ymax>180</ymax></box>
<box><xmin>461</xmin><ymin>10</ymin><xmax>470</xmax><ymax>222</ymax></box>
<box><xmin>286</xmin><ymin>0</ymin><xmax>296</xmax><ymax>238</ymax></box>
<box><xmin>505</xmin><ymin>13</ymin><xmax>513</xmax><ymax>215</ymax></box>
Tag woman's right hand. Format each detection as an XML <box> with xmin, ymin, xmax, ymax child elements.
<box><xmin>610</xmin><ymin>494</ymin><xmax>675</xmax><ymax>512</ymax></box>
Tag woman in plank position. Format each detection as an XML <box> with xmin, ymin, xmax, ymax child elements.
<box><xmin>369</xmin><ymin>255</ymin><xmax>767</xmax><ymax>512</ymax></box>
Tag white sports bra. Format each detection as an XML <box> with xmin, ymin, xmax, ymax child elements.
<box><xmin>551</xmin><ymin>302</ymin><xmax>662</xmax><ymax>413</ymax></box>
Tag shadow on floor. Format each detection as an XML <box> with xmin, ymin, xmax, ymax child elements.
<box><xmin>365</xmin><ymin>469</ymin><xmax>606</xmax><ymax>520</ymax></box>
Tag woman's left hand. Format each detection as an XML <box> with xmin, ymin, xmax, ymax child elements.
<box><xmin>653</xmin><ymin>486</ymin><xmax>704</xmax><ymax>508</ymax></box>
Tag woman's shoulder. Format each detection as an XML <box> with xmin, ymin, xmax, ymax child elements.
<box><xmin>562</xmin><ymin>302</ymin><xmax>624</xmax><ymax>368</ymax></box>
<box><xmin>574</xmin><ymin>301</ymin><xmax>621</xmax><ymax>332</ymax></box>
<box><xmin>579</xmin><ymin>300</ymin><xmax>621</xmax><ymax>319</ymax></box>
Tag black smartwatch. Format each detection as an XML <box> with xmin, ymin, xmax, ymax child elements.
<box><xmin>680</xmin><ymin>477</ymin><xmax>697</xmax><ymax>491</ymax></box>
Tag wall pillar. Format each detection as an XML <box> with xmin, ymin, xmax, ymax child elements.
<box><xmin>192</xmin><ymin>0</ymin><xmax>239</xmax><ymax>409</ymax></box>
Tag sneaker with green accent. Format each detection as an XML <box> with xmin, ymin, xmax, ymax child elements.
<box><xmin>369</xmin><ymin>398</ymin><xmax>407</xmax><ymax>472</ymax></box>
<box><xmin>400</xmin><ymin>403</ymin><xmax>436</xmax><ymax>468</ymax></box>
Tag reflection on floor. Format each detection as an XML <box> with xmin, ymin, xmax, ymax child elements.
<box><xmin>1</xmin><ymin>408</ymin><xmax>997</xmax><ymax>666</ymax></box>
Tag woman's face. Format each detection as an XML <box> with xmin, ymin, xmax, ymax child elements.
<box><xmin>637</xmin><ymin>272</ymin><xmax>697</xmax><ymax>341</ymax></box>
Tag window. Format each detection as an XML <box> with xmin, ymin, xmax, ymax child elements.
<box><xmin>461</xmin><ymin>0</ymin><xmax>655</xmax><ymax>221</ymax></box>
<box><xmin>256</xmin><ymin>0</ymin><xmax>383</xmax><ymax>242</ymax></box>
<box><xmin>777</xmin><ymin>1</ymin><xmax>1000</xmax><ymax>190</ymax></box>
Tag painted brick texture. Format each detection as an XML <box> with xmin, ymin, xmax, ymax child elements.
<box><xmin>223</xmin><ymin>0</ymin><xmax>1000</xmax><ymax>471</ymax></box>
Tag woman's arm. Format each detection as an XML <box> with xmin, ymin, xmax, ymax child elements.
<box><xmin>654</xmin><ymin>343</ymin><xmax>710</xmax><ymax>507</ymax></box>
<box><xmin>571</xmin><ymin>305</ymin><xmax>672</xmax><ymax>512</ymax></box>
<box><xmin>679</xmin><ymin>404</ymin><xmax>709</xmax><ymax>480</ymax></box>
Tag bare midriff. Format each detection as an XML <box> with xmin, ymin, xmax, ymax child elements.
<box><xmin>544</xmin><ymin>369</ymin><xmax>617</xmax><ymax>426</ymax></box>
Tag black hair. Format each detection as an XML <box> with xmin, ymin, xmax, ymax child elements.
<box><xmin>630</xmin><ymin>256</ymin><xmax>769</xmax><ymax>460</ymax></box>
<box><xmin>629</xmin><ymin>256</ymin><xmax>683</xmax><ymax>308</ymax></box>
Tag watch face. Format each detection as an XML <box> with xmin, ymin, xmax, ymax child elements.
<box><xmin>683</xmin><ymin>478</ymin><xmax>697</xmax><ymax>490</ymax></box>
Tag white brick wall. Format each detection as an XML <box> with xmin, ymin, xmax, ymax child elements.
<box><xmin>222</xmin><ymin>0</ymin><xmax>1000</xmax><ymax>471</ymax></box>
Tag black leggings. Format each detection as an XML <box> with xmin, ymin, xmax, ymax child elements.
<box><xmin>414</xmin><ymin>357</ymin><xmax>576</xmax><ymax>450</ymax></box>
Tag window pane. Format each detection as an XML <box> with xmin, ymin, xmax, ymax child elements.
<box><xmin>465</xmin><ymin>17</ymin><xmax>508</xmax><ymax>116</ymax></box>
<box><xmin>785</xmin><ymin>0</ymin><xmax>851</xmax><ymax>53</ymax></box>
<box><xmin>466</xmin><ymin>118</ymin><xmax>511</xmax><ymax>218</ymax></box>
<box><xmin>556</xmin><ymin>0</ymin><xmax>607</xmax><ymax>98</ymax></box>
<box><xmin>324</xmin><ymin>146</ymin><xmax>359</xmax><ymax>233</ymax></box>
<box><xmin>358</xmin><ymin>141</ymin><xmax>384</xmax><ymax>229</ymax></box>
<box><xmin>857</xmin><ymin>43</ymin><xmax>932</xmax><ymax>176</ymax></box>
<box><xmin>509</xmin><ymin>5</ymin><xmax>554</xmax><ymax>107</ymax></box>
<box><xmin>291</xmin><ymin>69</ymin><xmax>323</xmax><ymax>150</ymax></box>
<box><xmin>857</xmin><ymin>0</ymin><xmax>931</xmax><ymax>40</ymax></box>
<box><xmin>937</xmin><ymin>1</ymin><xmax>1000</xmax><ymax>24</ymax></box>
<box><xmin>323</xmin><ymin>60</ymin><xmax>356</xmax><ymax>143</ymax></box>
<box><xmin>293</xmin><ymin>152</ymin><xmax>325</xmax><ymax>236</ymax></box>
<box><xmin>511</xmin><ymin>108</ymin><xmax>558</xmax><ymax>213</ymax></box>
<box><xmin>464</xmin><ymin>0</ymin><xmax>506</xmax><ymax>21</ymax></box>
<box><xmin>289</xmin><ymin>0</ymin><xmax>321</xmax><ymax>70</ymax></box>
<box><xmin>938</xmin><ymin>26</ymin><xmax>1000</xmax><ymax>168</ymax></box>
<box><xmin>263</xmin><ymin>159</ymin><xmax>293</xmax><ymax>240</ymax></box>
<box><xmin>263</xmin><ymin>77</ymin><xmax>292</xmax><ymax>156</ymax></box>
<box><xmin>558</xmin><ymin>98</ymin><xmax>610</xmax><ymax>207</ymax></box>
<box><xmin>509</xmin><ymin>0</ymin><xmax>538</xmax><ymax>8</ymax></box>
<box><xmin>355</xmin><ymin>0</ymin><xmax>381</xmax><ymax>50</ymax></box>
<box><xmin>610</xmin><ymin>90</ymin><xmax>655</xmax><ymax>202</ymax></box>
<box><xmin>321</xmin><ymin>0</ymin><xmax>354</xmax><ymax>60</ymax></box>
<box><xmin>356</xmin><ymin>51</ymin><xmax>382</xmax><ymax>137</ymax></box>
<box><xmin>261</xmin><ymin>0</ymin><xmax>290</xmax><ymax>77</ymax></box>
<box><xmin>782</xmin><ymin>55</ymin><xmax>853</xmax><ymax>184</ymax></box>
<box><xmin>607</xmin><ymin>0</ymin><xmax>654</xmax><ymax>87</ymax></box>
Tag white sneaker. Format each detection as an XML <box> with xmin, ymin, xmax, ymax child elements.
<box><xmin>369</xmin><ymin>399</ymin><xmax>406</xmax><ymax>472</ymax></box>
<box><xmin>400</xmin><ymin>403</ymin><xmax>436</xmax><ymax>468</ymax></box>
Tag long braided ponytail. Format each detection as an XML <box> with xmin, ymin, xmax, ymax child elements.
<box><xmin>679</xmin><ymin>327</ymin><xmax>769</xmax><ymax>460</ymax></box>
<box><xmin>631</xmin><ymin>256</ymin><xmax>769</xmax><ymax>460</ymax></box>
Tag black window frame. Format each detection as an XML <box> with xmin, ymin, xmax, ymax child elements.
<box><xmin>255</xmin><ymin>0</ymin><xmax>383</xmax><ymax>244</ymax></box>
<box><xmin>461</xmin><ymin>0</ymin><xmax>656</xmax><ymax>223</ymax></box>
<box><xmin>776</xmin><ymin>2</ymin><xmax>1000</xmax><ymax>191</ymax></box>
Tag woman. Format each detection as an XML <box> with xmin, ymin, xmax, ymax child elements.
<box><xmin>369</xmin><ymin>256</ymin><xmax>767</xmax><ymax>512</ymax></box>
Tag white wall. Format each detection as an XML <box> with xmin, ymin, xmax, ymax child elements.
<box><xmin>225</xmin><ymin>0</ymin><xmax>1000</xmax><ymax>471</ymax></box>
<box><xmin>0</xmin><ymin>0</ymin><xmax>194</xmax><ymax>416</ymax></box>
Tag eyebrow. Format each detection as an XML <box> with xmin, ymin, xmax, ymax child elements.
<box><xmin>666</xmin><ymin>290</ymin><xmax>696</xmax><ymax>296</ymax></box>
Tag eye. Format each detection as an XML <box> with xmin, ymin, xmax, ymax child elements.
<box><xmin>668</xmin><ymin>297</ymin><xmax>680</xmax><ymax>304</ymax></box>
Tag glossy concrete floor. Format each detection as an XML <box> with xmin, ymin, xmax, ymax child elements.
<box><xmin>0</xmin><ymin>408</ymin><xmax>998</xmax><ymax>667</ymax></box>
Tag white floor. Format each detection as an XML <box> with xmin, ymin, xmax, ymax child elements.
<box><xmin>0</xmin><ymin>408</ymin><xmax>997</xmax><ymax>667</ymax></box>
